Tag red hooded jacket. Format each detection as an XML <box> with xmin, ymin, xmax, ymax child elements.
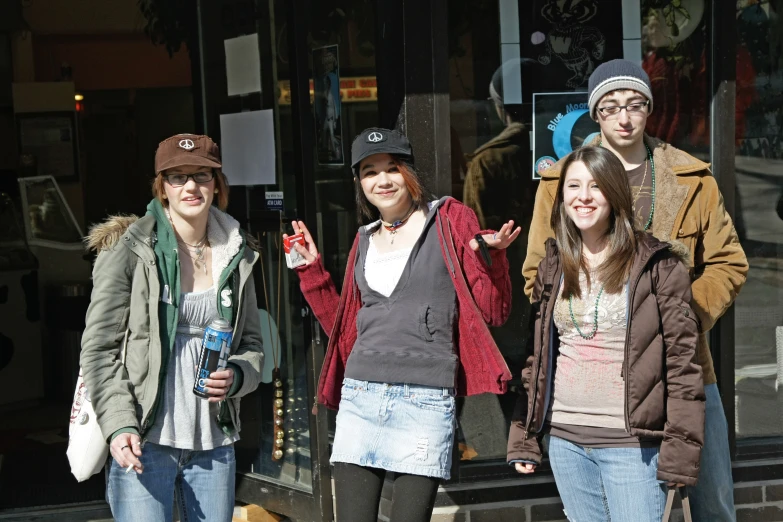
<box><xmin>295</xmin><ymin>197</ymin><xmax>513</xmax><ymax>410</ymax></box>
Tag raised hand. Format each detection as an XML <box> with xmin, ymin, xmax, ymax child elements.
<box><xmin>283</xmin><ymin>220</ymin><xmax>319</xmax><ymax>265</ymax></box>
<box><xmin>469</xmin><ymin>220</ymin><xmax>522</xmax><ymax>251</ymax></box>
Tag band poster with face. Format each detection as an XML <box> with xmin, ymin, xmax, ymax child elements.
<box><xmin>313</xmin><ymin>45</ymin><xmax>344</xmax><ymax>165</ymax></box>
<box><xmin>532</xmin><ymin>92</ymin><xmax>600</xmax><ymax>179</ymax></box>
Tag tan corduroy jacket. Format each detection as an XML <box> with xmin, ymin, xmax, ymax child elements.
<box><xmin>522</xmin><ymin>134</ymin><xmax>749</xmax><ymax>384</ymax></box>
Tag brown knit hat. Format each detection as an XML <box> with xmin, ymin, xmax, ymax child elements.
<box><xmin>154</xmin><ymin>134</ymin><xmax>222</xmax><ymax>173</ymax></box>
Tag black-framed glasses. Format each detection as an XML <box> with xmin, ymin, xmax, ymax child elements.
<box><xmin>164</xmin><ymin>171</ymin><xmax>214</xmax><ymax>186</ymax></box>
<box><xmin>596</xmin><ymin>100</ymin><xmax>650</xmax><ymax>117</ymax></box>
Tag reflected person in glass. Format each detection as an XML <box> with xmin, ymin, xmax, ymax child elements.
<box><xmin>508</xmin><ymin>146</ymin><xmax>705</xmax><ymax>521</ymax></box>
<box><xmin>522</xmin><ymin>59</ymin><xmax>748</xmax><ymax>521</ymax></box>
<box><xmin>462</xmin><ymin>59</ymin><xmax>538</xmax><ymax>459</ymax></box>
<box><xmin>80</xmin><ymin>134</ymin><xmax>265</xmax><ymax>522</ymax></box>
<box><xmin>286</xmin><ymin>127</ymin><xmax>520</xmax><ymax>522</ymax></box>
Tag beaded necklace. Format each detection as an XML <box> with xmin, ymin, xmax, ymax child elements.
<box><xmin>380</xmin><ymin>204</ymin><xmax>416</xmax><ymax>244</ymax></box>
<box><xmin>599</xmin><ymin>141</ymin><xmax>656</xmax><ymax>231</ymax></box>
<box><xmin>569</xmin><ymin>283</ymin><xmax>604</xmax><ymax>340</ymax></box>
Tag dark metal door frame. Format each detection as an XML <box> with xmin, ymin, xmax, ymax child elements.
<box><xmin>225</xmin><ymin>0</ymin><xmax>334</xmax><ymax>522</ymax></box>
<box><xmin>707</xmin><ymin>0</ymin><xmax>737</xmax><ymax>458</ymax></box>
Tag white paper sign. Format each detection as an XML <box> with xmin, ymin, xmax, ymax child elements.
<box><xmin>265</xmin><ymin>191</ymin><xmax>284</xmax><ymax>211</ymax></box>
<box><xmin>219</xmin><ymin>110</ymin><xmax>275</xmax><ymax>186</ymax></box>
<box><xmin>224</xmin><ymin>34</ymin><xmax>261</xmax><ymax>96</ymax></box>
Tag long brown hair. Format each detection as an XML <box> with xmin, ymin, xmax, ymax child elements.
<box><xmin>353</xmin><ymin>155</ymin><xmax>431</xmax><ymax>220</ymax></box>
<box><xmin>551</xmin><ymin>146</ymin><xmax>640</xmax><ymax>298</ymax></box>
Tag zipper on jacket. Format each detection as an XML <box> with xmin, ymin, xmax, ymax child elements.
<box><xmin>525</xmin><ymin>254</ymin><xmax>559</xmax><ymax>434</ymax></box>
<box><xmin>141</xmin><ymin>248</ymin><xmax>179</xmax><ymax>436</ymax></box>
<box><xmin>621</xmin><ymin>246</ymin><xmax>666</xmax><ymax>433</ymax></box>
<box><xmin>525</xmin><ymin>297</ymin><xmax>548</xmax><ymax>435</ymax></box>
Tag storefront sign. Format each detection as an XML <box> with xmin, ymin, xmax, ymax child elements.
<box><xmin>265</xmin><ymin>191</ymin><xmax>284</xmax><ymax>211</ymax></box>
<box><xmin>278</xmin><ymin>76</ymin><xmax>378</xmax><ymax>106</ymax></box>
<box><xmin>532</xmin><ymin>92</ymin><xmax>600</xmax><ymax>179</ymax></box>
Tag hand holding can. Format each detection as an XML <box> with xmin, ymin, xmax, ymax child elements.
<box><xmin>193</xmin><ymin>318</ymin><xmax>233</xmax><ymax>399</ymax></box>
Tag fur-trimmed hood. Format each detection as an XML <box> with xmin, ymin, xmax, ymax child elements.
<box><xmin>85</xmin><ymin>207</ymin><xmax>258</xmax><ymax>290</ymax></box>
<box><xmin>85</xmin><ymin>214</ymin><xmax>140</xmax><ymax>252</ymax></box>
<box><xmin>666</xmin><ymin>239</ymin><xmax>692</xmax><ymax>268</ymax></box>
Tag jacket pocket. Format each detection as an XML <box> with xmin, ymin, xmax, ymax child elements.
<box><xmin>418</xmin><ymin>305</ymin><xmax>435</xmax><ymax>342</ymax></box>
<box><xmin>676</xmin><ymin>216</ymin><xmax>699</xmax><ymax>268</ymax></box>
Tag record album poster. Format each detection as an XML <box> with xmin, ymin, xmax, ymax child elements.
<box><xmin>313</xmin><ymin>45</ymin><xmax>344</xmax><ymax>165</ymax></box>
<box><xmin>521</xmin><ymin>0</ymin><xmax>623</xmax><ymax>91</ymax></box>
<box><xmin>532</xmin><ymin>92</ymin><xmax>600</xmax><ymax>179</ymax></box>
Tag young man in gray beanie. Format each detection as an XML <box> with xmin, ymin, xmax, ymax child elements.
<box><xmin>522</xmin><ymin>58</ymin><xmax>747</xmax><ymax>521</ymax></box>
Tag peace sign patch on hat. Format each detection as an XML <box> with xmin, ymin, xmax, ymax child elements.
<box><xmin>351</xmin><ymin>127</ymin><xmax>413</xmax><ymax>169</ymax></box>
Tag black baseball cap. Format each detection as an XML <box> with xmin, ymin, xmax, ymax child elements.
<box><xmin>350</xmin><ymin>127</ymin><xmax>413</xmax><ymax>169</ymax></box>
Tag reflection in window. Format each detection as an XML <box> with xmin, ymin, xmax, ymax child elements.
<box><xmin>18</xmin><ymin>176</ymin><xmax>83</xmax><ymax>249</ymax></box>
<box><xmin>734</xmin><ymin>1</ymin><xmax>783</xmax><ymax>442</ymax></box>
<box><xmin>449</xmin><ymin>0</ymin><xmax>623</xmax><ymax>463</ymax></box>
<box><xmin>641</xmin><ymin>0</ymin><xmax>709</xmax><ymax>153</ymax></box>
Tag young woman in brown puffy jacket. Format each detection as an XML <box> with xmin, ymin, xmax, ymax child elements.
<box><xmin>507</xmin><ymin>146</ymin><xmax>705</xmax><ymax>522</ymax></box>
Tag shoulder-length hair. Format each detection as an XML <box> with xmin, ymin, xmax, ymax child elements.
<box><xmin>353</xmin><ymin>155</ymin><xmax>432</xmax><ymax>220</ymax></box>
<box><xmin>551</xmin><ymin>146</ymin><xmax>640</xmax><ymax>298</ymax></box>
<box><xmin>152</xmin><ymin>168</ymin><xmax>230</xmax><ymax>211</ymax></box>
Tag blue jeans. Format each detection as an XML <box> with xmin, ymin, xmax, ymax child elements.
<box><xmin>688</xmin><ymin>383</ymin><xmax>736</xmax><ymax>521</ymax></box>
<box><xmin>549</xmin><ymin>435</ymin><xmax>667</xmax><ymax>522</ymax></box>
<box><xmin>106</xmin><ymin>442</ymin><xmax>236</xmax><ymax>522</ymax></box>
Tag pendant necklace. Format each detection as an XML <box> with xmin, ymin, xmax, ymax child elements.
<box><xmin>380</xmin><ymin>204</ymin><xmax>417</xmax><ymax>244</ymax></box>
<box><xmin>177</xmin><ymin>232</ymin><xmax>209</xmax><ymax>274</ymax></box>
<box><xmin>599</xmin><ymin>141</ymin><xmax>655</xmax><ymax>231</ymax></box>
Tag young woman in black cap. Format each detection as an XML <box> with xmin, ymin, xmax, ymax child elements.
<box><xmin>286</xmin><ymin>127</ymin><xmax>521</xmax><ymax>522</ymax></box>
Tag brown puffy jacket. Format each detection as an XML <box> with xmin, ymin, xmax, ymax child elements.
<box><xmin>507</xmin><ymin>234</ymin><xmax>706</xmax><ymax>486</ymax></box>
<box><xmin>522</xmin><ymin>135</ymin><xmax>749</xmax><ymax>386</ymax></box>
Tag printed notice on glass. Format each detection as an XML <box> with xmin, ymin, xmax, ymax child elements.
<box><xmin>224</xmin><ymin>34</ymin><xmax>262</xmax><ymax>96</ymax></box>
<box><xmin>219</xmin><ymin>110</ymin><xmax>275</xmax><ymax>186</ymax></box>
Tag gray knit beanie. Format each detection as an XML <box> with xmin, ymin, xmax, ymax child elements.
<box><xmin>587</xmin><ymin>59</ymin><xmax>653</xmax><ymax>119</ymax></box>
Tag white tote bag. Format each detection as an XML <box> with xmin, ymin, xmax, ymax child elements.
<box><xmin>67</xmin><ymin>331</ymin><xmax>127</xmax><ymax>482</ymax></box>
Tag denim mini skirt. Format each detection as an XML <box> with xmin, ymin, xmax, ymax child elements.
<box><xmin>330</xmin><ymin>378</ymin><xmax>456</xmax><ymax>479</ymax></box>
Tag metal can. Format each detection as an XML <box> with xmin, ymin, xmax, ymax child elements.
<box><xmin>193</xmin><ymin>317</ymin><xmax>233</xmax><ymax>399</ymax></box>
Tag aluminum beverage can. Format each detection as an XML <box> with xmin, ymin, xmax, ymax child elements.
<box><xmin>193</xmin><ymin>317</ymin><xmax>233</xmax><ymax>399</ymax></box>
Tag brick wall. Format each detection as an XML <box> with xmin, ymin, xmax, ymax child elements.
<box><xmin>374</xmin><ymin>479</ymin><xmax>783</xmax><ymax>522</ymax></box>
<box><xmin>734</xmin><ymin>480</ymin><xmax>783</xmax><ymax>522</ymax></box>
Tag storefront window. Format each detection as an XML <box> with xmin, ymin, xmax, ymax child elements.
<box><xmin>307</xmin><ymin>1</ymin><xmax>378</xmax><ymax>285</ymax></box>
<box><xmin>733</xmin><ymin>0</ymin><xmax>783</xmax><ymax>443</ymax></box>
<box><xmin>449</xmin><ymin>0</ymin><xmax>624</xmax><ymax>464</ymax></box>
<box><xmin>641</xmin><ymin>0</ymin><xmax>710</xmax><ymax>154</ymax></box>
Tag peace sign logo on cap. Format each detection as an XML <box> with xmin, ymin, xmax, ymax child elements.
<box><xmin>178</xmin><ymin>139</ymin><xmax>195</xmax><ymax>150</ymax></box>
<box><xmin>367</xmin><ymin>131</ymin><xmax>385</xmax><ymax>143</ymax></box>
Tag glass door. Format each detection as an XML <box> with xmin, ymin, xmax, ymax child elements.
<box><xmin>228</xmin><ymin>0</ymin><xmax>324</xmax><ymax>520</ymax></box>
<box><xmin>232</xmin><ymin>0</ymin><xmax>380</xmax><ymax>520</ymax></box>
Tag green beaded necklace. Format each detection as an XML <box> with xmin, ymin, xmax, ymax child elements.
<box><xmin>640</xmin><ymin>144</ymin><xmax>656</xmax><ymax>231</ymax></box>
<box><xmin>569</xmin><ymin>285</ymin><xmax>604</xmax><ymax>340</ymax></box>
<box><xmin>599</xmin><ymin>141</ymin><xmax>656</xmax><ymax>231</ymax></box>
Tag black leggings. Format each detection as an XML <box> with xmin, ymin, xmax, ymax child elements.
<box><xmin>333</xmin><ymin>462</ymin><xmax>440</xmax><ymax>522</ymax></box>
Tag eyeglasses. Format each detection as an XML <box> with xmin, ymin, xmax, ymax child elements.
<box><xmin>596</xmin><ymin>100</ymin><xmax>650</xmax><ymax>117</ymax></box>
<box><xmin>164</xmin><ymin>171</ymin><xmax>214</xmax><ymax>186</ymax></box>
